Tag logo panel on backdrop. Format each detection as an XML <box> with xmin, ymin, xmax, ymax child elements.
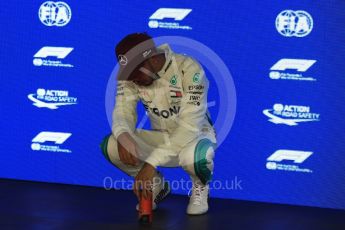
<box><xmin>266</xmin><ymin>150</ymin><xmax>313</xmax><ymax>173</ymax></box>
<box><xmin>269</xmin><ymin>58</ymin><xmax>316</xmax><ymax>81</ymax></box>
<box><xmin>28</xmin><ymin>88</ymin><xmax>78</xmax><ymax>109</ymax></box>
<box><xmin>33</xmin><ymin>46</ymin><xmax>74</xmax><ymax>67</ymax></box>
<box><xmin>276</xmin><ymin>10</ymin><xmax>313</xmax><ymax>37</ymax></box>
<box><xmin>31</xmin><ymin>132</ymin><xmax>72</xmax><ymax>153</ymax></box>
<box><xmin>39</xmin><ymin>1</ymin><xmax>72</xmax><ymax>27</ymax></box>
<box><xmin>148</xmin><ymin>8</ymin><xmax>193</xmax><ymax>30</ymax></box>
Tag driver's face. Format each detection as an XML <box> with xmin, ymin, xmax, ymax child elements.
<box><xmin>129</xmin><ymin>60</ymin><xmax>154</xmax><ymax>86</ymax></box>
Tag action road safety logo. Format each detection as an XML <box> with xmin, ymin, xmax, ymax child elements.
<box><xmin>263</xmin><ymin>103</ymin><xmax>320</xmax><ymax>126</ymax></box>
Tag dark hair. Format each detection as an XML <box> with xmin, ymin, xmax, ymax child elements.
<box><xmin>115</xmin><ymin>32</ymin><xmax>154</xmax><ymax>58</ymax></box>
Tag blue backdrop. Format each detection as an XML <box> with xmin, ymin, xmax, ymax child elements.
<box><xmin>0</xmin><ymin>0</ymin><xmax>344</xmax><ymax>210</ymax></box>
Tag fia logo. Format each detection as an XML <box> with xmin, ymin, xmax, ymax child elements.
<box><xmin>38</xmin><ymin>1</ymin><xmax>72</xmax><ymax>27</ymax></box>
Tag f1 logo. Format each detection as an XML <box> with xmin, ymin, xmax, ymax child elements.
<box><xmin>32</xmin><ymin>132</ymin><xmax>72</xmax><ymax>144</ymax></box>
<box><xmin>267</xmin><ymin>150</ymin><xmax>313</xmax><ymax>163</ymax></box>
<box><xmin>270</xmin><ymin>59</ymin><xmax>316</xmax><ymax>72</ymax></box>
<box><xmin>150</xmin><ymin>8</ymin><xmax>192</xmax><ymax>21</ymax></box>
<box><xmin>34</xmin><ymin>46</ymin><xmax>74</xmax><ymax>59</ymax></box>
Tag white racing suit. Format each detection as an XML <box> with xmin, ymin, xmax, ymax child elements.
<box><xmin>100</xmin><ymin>44</ymin><xmax>217</xmax><ymax>184</ymax></box>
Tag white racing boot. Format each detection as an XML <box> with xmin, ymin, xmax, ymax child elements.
<box><xmin>186</xmin><ymin>178</ymin><xmax>209</xmax><ymax>215</ymax></box>
<box><xmin>136</xmin><ymin>171</ymin><xmax>170</xmax><ymax>211</ymax></box>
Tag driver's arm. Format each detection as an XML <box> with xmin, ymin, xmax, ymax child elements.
<box><xmin>112</xmin><ymin>80</ymin><xmax>139</xmax><ymax>138</ymax></box>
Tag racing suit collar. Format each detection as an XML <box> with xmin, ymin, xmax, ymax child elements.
<box><xmin>156</xmin><ymin>43</ymin><xmax>173</xmax><ymax>78</ymax></box>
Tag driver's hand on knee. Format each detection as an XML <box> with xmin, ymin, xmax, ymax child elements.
<box><xmin>117</xmin><ymin>132</ymin><xmax>140</xmax><ymax>166</ymax></box>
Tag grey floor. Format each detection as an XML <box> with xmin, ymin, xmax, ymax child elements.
<box><xmin>0</xmin><ymin>179</ymin><xmax>344</xmax><ymax>230</ymax></box>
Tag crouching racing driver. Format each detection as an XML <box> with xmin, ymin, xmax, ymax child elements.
<box><xmin>100</xmin><ymin>33</ymin><xmax>217</xmax><ymax>215</ymax></box>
